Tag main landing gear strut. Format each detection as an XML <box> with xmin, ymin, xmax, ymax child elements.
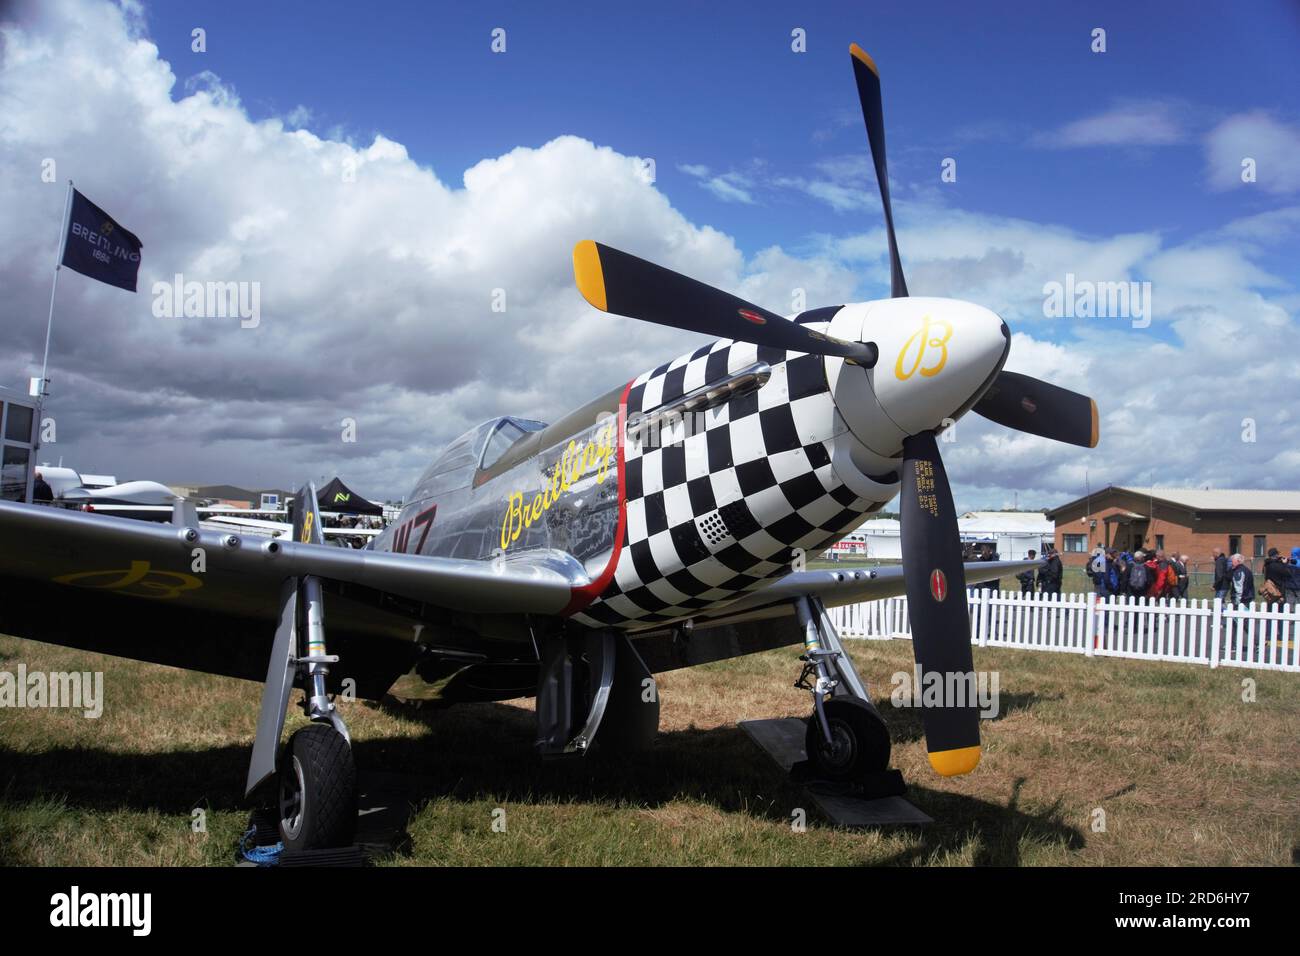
<box><xmin>247</xmin><ymin>575</ymin><xmax>357</xmax><ymax>851</ymax></box>
<box><xmin>793</xmin><ymin>595</ymin><xmax>892</xmax><ymax>783</ymax></box>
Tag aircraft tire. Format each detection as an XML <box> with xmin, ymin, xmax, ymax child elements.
<box><xmin>278</xmin><ymin>724</ymin><xmax>358</xmax><ymax>850</ymax></box>
<box><xmin>804</xmin><ymin>697</ymin><xmax>891</xmax><ymax>782</ymax></box>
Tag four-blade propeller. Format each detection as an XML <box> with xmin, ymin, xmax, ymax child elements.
<box><xmin>571</xmin><ymin>44</ymin><xmax>1101</xmax><ymax>776</ymax></box>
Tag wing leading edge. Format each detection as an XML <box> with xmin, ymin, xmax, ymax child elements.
<box><xmin>0</xmin><ymin>500</ymin><xmax>588</xmax><ymax>619</ymax></box>
<box><xmin>692</xmin><ymin>558</ymin><xmax>1043</xmax><ymax>624</ymax></box>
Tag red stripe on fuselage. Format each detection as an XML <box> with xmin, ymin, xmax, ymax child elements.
<box><xmin>560</xmin><ymin>379</ymin><xmax>633</xmax><ymax>617</ymax></box>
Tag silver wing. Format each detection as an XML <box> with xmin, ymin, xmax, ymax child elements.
<box><xmin>0</xmin><ymin>498</ymin><xmax>1038</xmax><ymax>700</ymax></box>
<box><xmin>0</xmin><ymin>500</ymin><xmax>586</xmax><ymax>698</ymax></box>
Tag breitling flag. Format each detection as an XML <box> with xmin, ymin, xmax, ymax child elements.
<box><xmin>59</xmin><ymin>188</ymin><xmax>143</xmax><ymax>292</ymax></box>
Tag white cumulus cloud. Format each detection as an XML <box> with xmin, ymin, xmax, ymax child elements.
<box><xmin>1033</xmin><ymin>100</ymin><xmax>1187</xmax><ymax>149</ymax></box>
<box><xmin>1205</xmin><ymin>111</ymin><xmax>1300</xmax><ymax>194</ymax></box>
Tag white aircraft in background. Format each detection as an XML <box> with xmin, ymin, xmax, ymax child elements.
<box><xmin>35</xmin><ymin>465</ymin><xmax>381</xmax><ymax>543</ymax></box>
<box><xmin>37</xmin><ymin>465</ymin><xmax>177</xmax><ymax>514</ymax></box>
<box><xmin>200</xmin><ymin>511</ymin><xmax>383</xmax><ymax>544</ymax></box>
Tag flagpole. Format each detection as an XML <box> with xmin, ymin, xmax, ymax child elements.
<box><xmin>39</xmin><ymin>179</ymin><xmax>74</xmax><ymax>398</ymax></box>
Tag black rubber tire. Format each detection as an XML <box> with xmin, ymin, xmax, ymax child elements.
<box><xmin>278</xmin><ymin>724</ymin><xmax>357</xmax><ymax>851</ymax></box>
<box><xmin>804</xmin><ymin>697</ymin><xmax>891</xmax><ymax>782</ymax></box>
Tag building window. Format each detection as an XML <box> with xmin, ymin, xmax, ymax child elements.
<box><xmin>4</xmin><ymin>403</ymin><xmax>33</xmax><ymax>443</ymax></box>
<box><xmin>1155</xmin><ymin>534</ymin><xmax>1165</xmax><ymax>551</ymax></box>
<box><xmin>1063</xmin><ymin>534</ymin><xmax>1086</xmax><ymax>552</ymax></box>
<box><xmin>1228</xmin><ymin>535</ymin><xmax>1241</xmax><ymax>556</ymax></box>
<box><xmin>0</xmin><ymin>399</ymin><xmax>37</xmax><ymax>503</ymax></box>
<box><xmin>1253</xmin><ymin>535</ymin><xmax>1267</xmax><ymax>558</ymax></box>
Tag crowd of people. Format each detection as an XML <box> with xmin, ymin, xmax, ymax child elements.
<box><xmin>322</xmin><ymin>513</ymin><xmax>384</xmax><ymax>529</ymax></box>
<box><xmin>1078</xmin><ymin>547</ymin><xmax>1190</xmax><ymax>601</ymax></box>
<box><xmin>1012</xmin><ymin>543</ymin><xmax>1300</xmax><ymax>608</ymax></box>
<box><xmin>1015</xmin><ymin>544</ymin><xmax>1063</xmax><ymax>595</ymax></box>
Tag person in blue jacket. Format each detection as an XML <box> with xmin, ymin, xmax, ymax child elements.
<box><xmin>1288</xmin><ymin>546</ymin><xmax>1300</xmax><ymax>607</ymax></box>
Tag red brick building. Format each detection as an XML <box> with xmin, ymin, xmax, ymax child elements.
<box><xmin>1046</xmin><ymin>486</ymin><xmax>1300</xmax><ymax>573</ymax></box>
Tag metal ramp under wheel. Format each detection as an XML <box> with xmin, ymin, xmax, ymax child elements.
<box><xmin>741</xmin><ymin>717</ymin><xmax>932</xmax><ymax>826</ymax></box>
<box><xmin>235</xmin><ymin>770</ymin><xmax>419</xmax><ymax>867</ymax></box>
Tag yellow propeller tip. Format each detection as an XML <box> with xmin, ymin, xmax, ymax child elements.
<box><xmin>849</xmin><ymin>43</ymin><xmax>879</xmax><ymax>77</ymax></box>
<box><xmin>928</xmin><ymin>744</ymin><xmax>981</xmax><ymax>776</ymax></box>
<box><xmin>572</xmin><ymin>240</ymin><xmax>608</xmax><ymax>312</ymax></box>
<box><xmin>1089</xmin><ymin>398</ymin><xmax>1100</xmax><ymax>448</ymax></box>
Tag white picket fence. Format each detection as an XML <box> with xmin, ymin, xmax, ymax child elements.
<box><xmin>829</xmin><ymin>589</ymin><xmax>1300</xmax><ymax>672</ymax></box>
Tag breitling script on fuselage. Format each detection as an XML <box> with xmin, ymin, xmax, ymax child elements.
<box><xmin>499</xmin><ymin>420</ymin><xmax>617</xmax><ymax>551</ymax></box>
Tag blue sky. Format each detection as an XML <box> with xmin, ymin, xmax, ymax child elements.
<box><xmin>2</xmin><ymin>0</ymin><xmax>1298</xmax><ymax>505</ymax></box>
<box><xmin>140</xmin><ymin>0</ymin><xmax>1299</xmax><ymax>284</ymax></box>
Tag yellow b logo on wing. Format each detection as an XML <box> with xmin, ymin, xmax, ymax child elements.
<box><xmin>54</xmin><ymin>560</ymin><xmax>203</xmax><ymax>600</ymax></box>
<box><xmin>895</xmin><ymin>315</ymin><xmax>953</xmax><ymax>380</ymax></box>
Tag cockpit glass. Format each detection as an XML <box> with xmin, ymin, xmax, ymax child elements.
<box><xmin>424</xmin><ymin>433</ymin><xmax>481</xmax><ymax>479</ymax></box>
<box><xmin>412</xmin><ymin>417</ymin><xmax>548</xmax><ymax>502</ymax></box>
<box><xmin>480</xmin><ymin>417</ymin><xmax>547</xmax><ymax>471</ymax></box>
<box><xmin>480</xmin><ymin>421</ymin><xmax>526</xmax><ymax>471</ymax></box>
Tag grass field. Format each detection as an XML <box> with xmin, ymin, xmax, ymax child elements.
<box><xmin>2</xmin><ymin>628</ymin><xmax>1297</xmax><ymax>867</ymax></box>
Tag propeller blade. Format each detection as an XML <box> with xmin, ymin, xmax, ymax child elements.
<box><xmin>849</xmin><ymin>44</ymin><xmax>907</xmax><ymax>299</ymax></box>
<box><xmin>899</xmin><ymin>431</ymin><xmax>981</xmax><ymax>776</ymax></box>
<box><xmin>572</xmin><ymin>240</ymin><xmax>878</xmax><ymax>366</ymax></box>
<box><xmin>973</xmin><ymin>370</ymin><xmax>1100</xmax><ymax>448</ymax></box>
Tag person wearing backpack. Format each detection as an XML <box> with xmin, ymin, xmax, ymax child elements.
<box><xmin>1154</xmin><ymin>550</ymin><xmax>1179</xmax><ymax>599</ymax></box>
<box><xmin>1163</xmin><ymin>557</ymin><xmax>1180</xmax><ymax>599</ymax></box>
<box><xmin>1287</xmin><ymin>547</ymin><xmax>1300</xmax><ymax>607</ymax></box>
<box><xmin>1262</xmin><ymin>548</ymin><xmax>1290</xmax><ymax>607</ymax></box>
<box><xmin>1128</xmin><ymin>550</ymin><xmax>1149</xmax><ymax>597</ymax></box>
<box><xmin>1087</xmin><ymin>548</ymin><xmax>1107</xmax><ymax>595</ymax></box>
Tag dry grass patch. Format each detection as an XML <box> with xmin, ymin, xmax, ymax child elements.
<box><xmin>2</xmin><ymin>630</ymin><xmax>1296</xmax><ymax>866</ymax></box>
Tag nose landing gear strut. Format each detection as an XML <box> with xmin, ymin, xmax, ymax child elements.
<box><xmin>793</xmin><ymin>595</ymin><xmax>892</xmax><ymax>784</ymax></box>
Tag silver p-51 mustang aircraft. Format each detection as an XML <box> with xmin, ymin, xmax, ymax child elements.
<box><xmin>0</xmin><ymin>44</ymin><xmax>1096</xmax><ymax>850</ymax></box>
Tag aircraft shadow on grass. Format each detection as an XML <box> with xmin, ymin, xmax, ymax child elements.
<box><xmin>0</xmin><ymin>696</ymin><xmax>1084</xmax><ymax>866</ymax></box>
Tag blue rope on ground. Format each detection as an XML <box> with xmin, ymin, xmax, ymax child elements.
<box><xmin>240</xmin><ymin>826</ymin><xmax>284</xmax><ymax>866</ymax></box>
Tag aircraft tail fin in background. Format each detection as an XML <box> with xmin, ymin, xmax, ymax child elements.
<box><xmin>293</xmin><ymin>482</ymin><xmax>324</xmax><ymax>545</ymax></box>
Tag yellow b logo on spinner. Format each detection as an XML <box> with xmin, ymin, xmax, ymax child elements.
<box><xmin>895</xmin><ymin>315</ymin><xmax>953</xmax><ymax>380</ymax></box>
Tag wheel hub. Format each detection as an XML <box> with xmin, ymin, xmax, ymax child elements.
<box><xmin>818</xmin><ymin>718</ymin><xmax>857</xmax><ymax>771</ymax></box>
<box><xmin>279</xmin><ymin>754</ymin><xmax>306</xmax><ymax>841</ymax></box>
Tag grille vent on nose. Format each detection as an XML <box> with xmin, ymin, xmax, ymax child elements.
<box><xmin>696</xmin><ymin>501</ymin><xmax>762</xmax><ymax>549</ymax></box>
<box><xmin>718</xmin><ymin>500</ymin><xmax>761</xmax><ymax>539</ymax></box>
<box><xmin>697</xmin><ymin>510</ymin><xmax>730</xmax><ymax>547</ymax></box>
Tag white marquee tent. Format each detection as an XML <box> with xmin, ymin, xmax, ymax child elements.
<box><xmin>825</xmin><ymin>511</ymin><xmax>1051</xmax><ymax>561</ymax></box>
